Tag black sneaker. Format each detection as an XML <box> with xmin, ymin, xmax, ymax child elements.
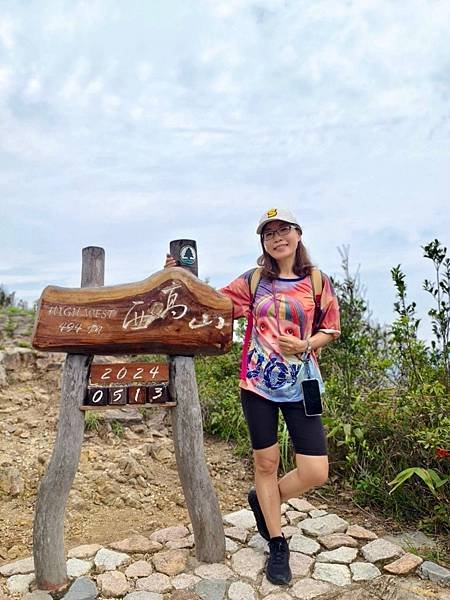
<box><xmin>247</xmin><ymin>488</ymin><xmax>270</xmax><ymax>541</ymax></box>
<box><xmin>266</xmin><ymin>535</ymin><xmax>292</xmax><ymax>585</ymax></box>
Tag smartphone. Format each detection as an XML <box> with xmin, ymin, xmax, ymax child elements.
<box><xmin>301</xmin><ymin>378</ymin><xmax>323</xmax><ymax>416</ymax></box>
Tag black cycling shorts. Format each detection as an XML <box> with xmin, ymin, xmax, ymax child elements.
<box><xmin>240</xmin><ymin>388</ymin><xmax>328</xmax><ymax>456</ymax></box>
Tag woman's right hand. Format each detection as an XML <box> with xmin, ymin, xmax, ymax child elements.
<box><xmin>164</xmin><ymin>254</ymin><xmax>177</xmax><ymax>269</ymax></box>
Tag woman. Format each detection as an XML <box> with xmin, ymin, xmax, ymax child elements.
<box><xmin>166</xmin><ymin>208</ymin><xmax>340</xmax><ymax>585</ymax></box>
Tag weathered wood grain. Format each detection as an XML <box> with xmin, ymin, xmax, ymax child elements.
<box><xmin>33</xmin><ymin>247</ymin><xmax>104</xmax><ymax>590</ymax></box>
<box><xmin>169</xmin><ymin>356</ymin><xmax>225</xmax><ymax>562</ymax></box>
<box><xmin>32</xmin><ymin>267</ymin><xmax>232</xmax><ymax>355</ymax></box>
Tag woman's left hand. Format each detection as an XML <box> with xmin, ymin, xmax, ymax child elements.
<box><xmin>278</xmin><ymin>335</ymin><xmax>306</xmax><ymax>355</ymax></box>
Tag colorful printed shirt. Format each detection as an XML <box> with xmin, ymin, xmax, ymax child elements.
<box><xmin>220</xmin><ymin>270</ymin><xmax>341</xmax><ymax>403</ymax></box>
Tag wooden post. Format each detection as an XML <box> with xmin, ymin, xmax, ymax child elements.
<box><xmin>33</xmin><ymin>247</ymin><xmax>105</xmax><ymax>590</ymax></box>
<box><xmin>168</xmin><ymin>240</ymin><xmax>225</xmax><ymax>562</ymax></box>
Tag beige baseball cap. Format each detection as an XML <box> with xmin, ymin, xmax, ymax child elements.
<box><xmin>256</xmin><ymin>208</ymin><xmax>300</xmax><ymax>234</ymax></box>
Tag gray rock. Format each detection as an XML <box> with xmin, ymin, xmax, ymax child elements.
<box><xmin>135</xmin><ymin>573</ymin><xmax>172</xmax><ymax>593</ymax></box>
<box><xmin>68</xmin><ymin>544</ymin><xmax>103</xmax><ymax>559</ymax></box>
<box><xmin>290</xmin><ymin>552</ymin><xmax>314</xmax><ymax>578</ymax></box>
<box><xmin>223</xmin><ymin>509</ymin><xmax>256</xmax><ymax>529</ymax></box>
<box><xmin>228</xmin><ymin>581</ymin><xmax>256</xmax><ymax>599</ymax></box>
<box><xmin>313</xmin><ymin>563</ymin><xmax>351</xmax><ymax>587</ymax></box>
<box><xmin>22</xmin><ymin>592</ymin><xmax>53</xmax><ymax>600</ymax></box>
<box><xmin>62</xmin><ymin>576</ymin><xmax>98</xmax><ymax>600</ymax></box>
<box><xmin>309</xmin><ymin>509</ymin><xmax>328</xmax><ymax>518</ymax></box>
<box><xmin>195</xmin><ymin>563</ymin><xmax>234</xmax><ymax>580</ymax></box>
<box><xmin>66</xmin><ymin>558</ymin><xmax>93</xmax><ymax>577</ymax></box>
<box><xmin>231</xmin><ymin>547</ymin><xmax>266</xmax><ymax>581</ymax></box>
<box><xmin>225</xmin><ymin>537</ymin><xmax>240</xmax><ymax>554</ymax></box>
<box><xmin>299</xmin><ymin>514</ymin><xmax>349</xmax><ymax>537</ymax></box>
<box><xmin>291</xmin><ymin>577</ymin><xmax>335</xmax><ymax>598</ymax></box>
<box><xmin>317</xmin><ymin>533</ymin><xmax>358</xmax><ymax>550</ymax></box>
<box><xmin>195</xmin><ymin>578</ymin><xmax>228</xmax><ymax>600</ymax></box>
<box><xmin>287</xmin><ymin>498</ymin><xmax>316</xmax><ymax>512</ymax></box>
<box><xmin>124</xmin><ymin>592</ymin><xmax>163</xmax><ymax>600</ymax></box>
<box><xmin>97</xmin><ymin>570</ymin><xmax>129</xmax><ymax>597</ymax></box>
<box><xmin>350</xmin><ymin>561</ymin><xmax>382</xmax><ymax>581</ymax></box>
<box><xmin>383</xmin><ymin>531</ymin><xmax>437</xmax><ymax>551</ymax></box>
<box><xmin>361</xmin><ymin>539</ymin><xmax>404</xmax><ymax>563</ymax></box>
<box><xmin>0</xmin><ymin>556</ymin><xmax>34</xmax><ymax>576</ymax></box>
<box><xmin>94</xmin><ymin>547</ymin><xmax>130</xmax><ymax>570</ymax></box>
<box><xmin>316</xmin><ymin>546</ymin><xmax>358</xmax><ymax>564</ymax></box>
<box><xmin>224</xmin><ymin>527</ymin><xmax>248</xmax><ymax>544</ymax></box>
<box><xmin>247</xmin><ymin>533</ymin><xmax>269</xmax><ymax>553</ymax></box>
<box><xmin>419</xmin><ymin>561</ymin><xmax>450</xmax><ymax>587</ymax></box>
<box><xmin>6</xmin><ymin>573</ymin><xmax>35</xmax><ymax>594</ymax></box>
<box><xmin>289</xmin><ymin>534</ymin><xmax>321</xmax><ymax>555</ymax></box>
<box><xmin>171</xmin><ymin>573</ymin><xmax>201</xmax><ymax>589</ymax></box>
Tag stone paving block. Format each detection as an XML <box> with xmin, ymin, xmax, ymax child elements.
<box><xmin>383</xmin><ymin>552</ymin><xmax>423</xmax><ymax>575</ymax></box>
<box><xmin>346</xmin><ymin>525</ymin><xmax>378</xmax><ymax>540</ymax></box>
<box><xmin>94</xmin><ymin>548</ymin><xmax>130</xmax><ymax>570</ymax></box>
<box><xmin>312</xmin><ymin>563</ymin><xmax>352</xmax><ymax>587</ymax></box>
<box><xmin>290</xmin><ymin>551</ymin><xmax>315</xmax><ymax>578</ymax></box>
<box><xmin>67</xmin><ymin>544</ymin><xmax>103</xmax><ymax>559</ymax></box>
<box><xmin>383</xmin><ymin>531</ymin><xmax>436</xmax><ymax>551</ymax></box>
<box><xmin>291</xmin><ymin>576</ymin><xmax>335</xmax><ymax>598</ymax></box>
<box><xmin>97</xmin><ymin>571</ymin><xmax>129</xmax><ymax>597</ymax></box>
<box><xmin>287</xmin><ymin>498</ymin><xmax>316</xmax><ymax>512</ymax></box>
<box><xmin>194</xmin><ymin>563</ymin><xmax>234</xmax><ymax>580</ymax></box>
<box><xmin>361</xmin><ymin>539</ymin><xmax>404</xmax><ymax>563</ymax></box>
<box><xmin>350</xmin><ymin>561</ymin><xmax>382</xmax><ymax>581</ymax></box>
<box><xmin>281</xmin><ymin>525</ymin><xmax>301</xmax><ymax>539</ymax></box>
<box><xmin>22</xmin><ymin>592</ymin><xmax>53</xmax><ymax>600</ymax></box>
<box><xmin>123</xmin><ymin>592</ymin><xmax>163</xmax><ymax>600</ymax></box>
<box><xmin>172</xmin><ymin>573</ymin><xmax>201</xmax><ymax>589</ymax></box>
<box><xmin>6</xmin><ymin>573</ymin><xmax>35</xmax><ymax>594</ymax></box>
<box><xmin>289</xmin><ymin>534</ymin><xmax>321</xmax><ymax>555</ymax></box>
<box><xmin>299</xmin><ymin>514</ymin><xmax>349</xmax><ymax>537</ymax></box>
<box><xmin>195</xmin><ymin>578</ymin><xmax>228</xmax><ymax>600</ymax></box>
<box><xmin>231</xmin><ymin>548</ymin><xmax>266</xmax><ymax>581</ymax></box>
<box><xmin>125</xmin><ymin>560</ymin><xmax>153</xmax><ymax>578</ymax></box>
<box><xmin>0</xmin><ymin>556</ymin><xmax>34</xmax><ymax>576</ymax></box>
<box><xmin>66</xmin><ymin>558</ymin><xmax>93</xmax><ymax>578</ymax></box>
<box><xmin>61</xmin><ymin>576</ymin><xmax>98</xmax><ymax>600</ymax></box>
<box><xmin>286</xmin><ymin>510</ymin><xmax>307</xmax><ymax>525</ymax></box>
<box><xmin>316</xmin><ymin>546</ymin><xmax>358</xmax><ymax>564</ymax></box>
<box><xmin>309</xmin><ymin>509</ymin><xmax>328</xmax><ymax>518</ymax></box>
<box><xmin>226</xmin><ymin>537</ymin><xmax>240</xmax><ymax>554</ymax></box>
<box><xmin>149</xmin><ymin>526</ymin><xmax>189</xmax><ymax>544</ymax></box>
<box><xmin>228</xmin><ymin>580</ymin><xmax>256</xmax><ymax>599</ymax></box>
<box><xmin>247</xmin><ymin>533</ymin><xmax>269</xmax><ymax>553</ymax></box>
<box><xmin>151</xmin><ymin>549</ymin><xmax>189</xmax><ymax>576</ymax></box>
<box><xmin>224</xmin><ymin>526</ymin><xmax>249</xmax><ymax>543</ymax></box>
<box><xmin>419</xmin><ymin>561</ymin><xmax>450</xmax><ymax>587</ymax></box>
<box><xmin>223</xmin><ymin>509</ymin><xmax>256</xmax><ymax>530</ymax></box>
<box><xmin>109</xmin><ymin>535</ymin><xmax>161</xmax><ymax>554</ymax></box>
<box><xmin>317</xmin><ymin>533</ymin><xmax>358</xmax><ymax>550</ymax></box>
<box><xmin>135</xmin><ymin>573</ymin><xmax>172</xmax><ymax>593</ymax></box>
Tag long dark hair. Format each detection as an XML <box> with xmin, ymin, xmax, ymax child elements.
<box><xmin>257</xmin><ymin>226</ymin><xmax>315</xmax><ymax>280</ymax></box>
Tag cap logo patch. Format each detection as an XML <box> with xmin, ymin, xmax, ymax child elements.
<box><xmin>267</xmin><ymin>208</ymin><xmax>277</xmax><ymax>218</ymax></box>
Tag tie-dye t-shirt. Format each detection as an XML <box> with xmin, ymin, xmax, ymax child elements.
<box><xmin>220</xmin><ymin>270</ymin><xmax>340</xmax><ymax>403</ymax></box>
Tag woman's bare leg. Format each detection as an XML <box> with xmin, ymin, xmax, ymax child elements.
<box><xmin>253</xmin><ymin>443</ymin><xmax>282</xmax><ymax>538</ymax></box>
<box><xmin>278</xmin><ymin>454</ymin><xmax>329</xmax><ymax>502</ymax></box>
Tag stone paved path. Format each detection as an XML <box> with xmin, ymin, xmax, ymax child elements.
<box><xmin>1</xmin><ymin>497</ymin><xmax>449</xmax><ymax>599</ymax></box>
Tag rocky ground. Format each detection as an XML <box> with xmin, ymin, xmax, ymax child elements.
<box><xmin>0</xmin><ymin>332</ymin><xmax>449</xmax><ymax>599</ymax></box>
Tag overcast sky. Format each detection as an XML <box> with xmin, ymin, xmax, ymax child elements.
<box><xmin>0</xmin><ymin>0</ymin><xmax>449</xmax><ymax>340</ymax></box>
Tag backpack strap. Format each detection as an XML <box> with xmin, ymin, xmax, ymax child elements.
<box><xmin>249</xmin><ymin>267</ymin><xmax>263</xmax><ymax>307</ymax></box>
<box><xmin>240</xmin><ymin>267</ymin><xmax>262</xmax><ymax>381</ymax></box>
<box><xmin>310</xmin><ymin>268</ymin><xmax>324</xmax><ymax>336</ymax></box>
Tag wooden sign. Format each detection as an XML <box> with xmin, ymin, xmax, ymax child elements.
<box><xmin>32</xmin><ymin>267</ymin><xmax>233</xmax><ymax>355</ymax></box>
<box><xmin>83</xmin><ymin>362</ymin><xmax>174</xmax><ymax>410</ymax></box>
